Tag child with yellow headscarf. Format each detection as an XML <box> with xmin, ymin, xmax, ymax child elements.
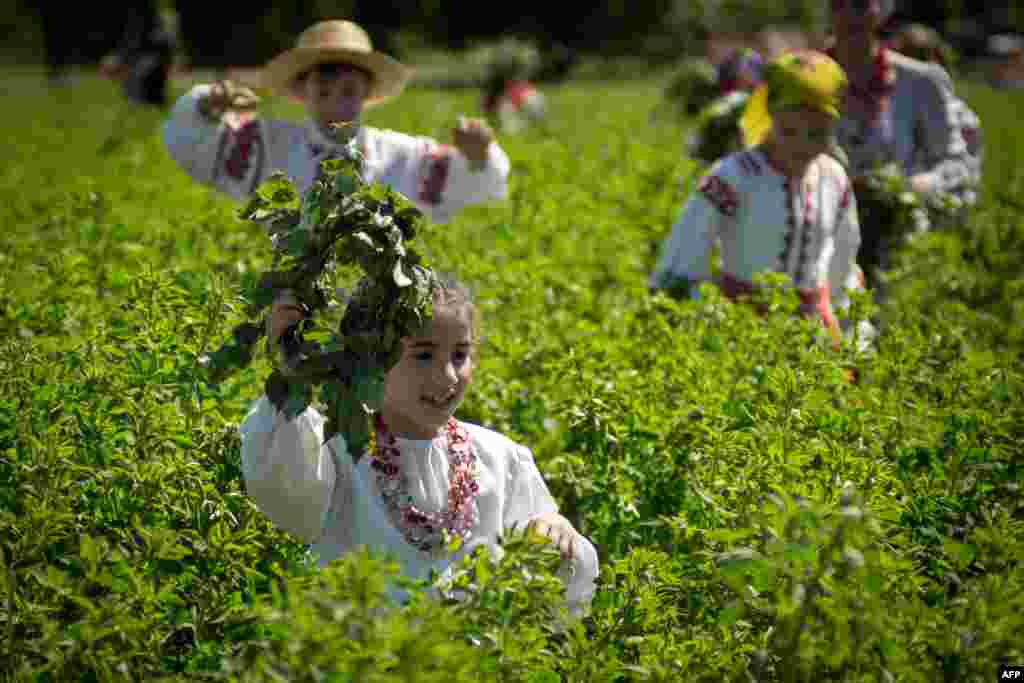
<box><xmin>652</xmin><ymin>50</ymin><xmax>870</xmax><ymax>349</ymax></box>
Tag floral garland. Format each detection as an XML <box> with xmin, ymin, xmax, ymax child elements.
<box><xmin>370</xmin><ymin>415</ymin><xmax>480</xmax><ymax>556</ymax></box>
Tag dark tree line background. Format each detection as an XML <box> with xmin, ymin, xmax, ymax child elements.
<box><xmin>2</xmin><ymin>1</ymin><xmax>1020</xmax><ymax>71</ymax></box>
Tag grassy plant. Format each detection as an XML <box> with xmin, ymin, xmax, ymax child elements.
<box><xmin>0</xmin><ymin>65</ymin><xmax>1021</xmax><ymax>681</ymax></box>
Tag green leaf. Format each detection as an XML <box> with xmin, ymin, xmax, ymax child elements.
<box><xmin>717</xmin><ymin>603</ymin><xmax>742</xmax><ymax>626</ymax></box>
<box><xmin>257</xmin><ymin>175</ymin><xmax>299</xmax><ymax>208</ymax></box>
<box><xmin>80</xmin><ymin>535</ymin><xmax>100</xmax><ymax>567</ymax></box>
<box><xmin>282</xmin><ymin>230</ymin><xmax>308</xmax><ymax>257</ymax></box>
<box><xmin>333</xmin><ymin>170</ymin><xmax>357</xmax><ymax>195</ymax></box>
<box><xmin>393</xmin><ymin>259</ymin><xmax>411</xmax><ymax>287</ymax></box>
<box><xmin>944</xmin><ymin>541</ymin><xmax>976</xmax><ymax>569</ymax></box>
<box><xmin>352</xmin><ymin>369</ymin><xmax>385</xmax><ymax>407</ymax></box>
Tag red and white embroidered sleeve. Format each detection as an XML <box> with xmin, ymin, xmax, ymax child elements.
<box><xmin>697</xmin><ymin>174</ymin><xmax>740</xmax><ymax>217</ymax></box>
<box><xmin>214</xmin><ymin>116</ymin><xmax>265</xmax><ymax>197</ymax></box>
<box><xmin>417</xmin><ymin>144</ymin><xmax>453</xmax><ymax>206</ymax></box>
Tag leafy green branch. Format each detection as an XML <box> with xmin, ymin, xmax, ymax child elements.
<box><xmin>199</xmin><ymin>125</ymin><xmax>439</xmax><ymax>455</ymax></box>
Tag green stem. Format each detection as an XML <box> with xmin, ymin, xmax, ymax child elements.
<box><xmin>2</xmin><ymin>545</ymin><xmax>15</xmax><ymax>670</ymax></box>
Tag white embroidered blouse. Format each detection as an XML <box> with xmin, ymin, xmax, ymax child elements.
<box><xmin>162</xmin><ymin>84</ymin><xmax>511</xmax><ymax>223</ymax></box>
<box><xmin>650</xmin><ymin>148</ymin><xmax>862</xmax><ymax>333</ymax></box>
<box><xmin>239</xmin><ymin>396</ymin><xmax>599</xmax><ymax>613</ymax></box>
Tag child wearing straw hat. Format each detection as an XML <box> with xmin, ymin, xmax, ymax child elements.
<box><xmin>651</xmin><ymin>51</ymin><xmax>868</xmax><ymax>348</ymax></box>
<box><xmin>162</xmin><ymin>20</ymin><xmax>510</xmax><ymax>224</ymax></box>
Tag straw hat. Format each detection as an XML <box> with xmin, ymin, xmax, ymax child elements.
<box><xmin>263</xmin><ymin>20</ymin><xmax>412</xmax><ymax>106</ymax></box>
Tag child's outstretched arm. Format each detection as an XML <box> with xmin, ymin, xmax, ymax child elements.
<box><xmin>503</xmin><ymin>445</ymin><xmax>599</xmax><ymax>613</ymax></box>
<box><xmin>649</xmin><ymin>174</ymin><xmax>730</xmax><ymax>296</ymax></box>
<box><xmin>162</xmin><ymin>80</ymin><xmax>271</xmax><ymax>200</ymax></box>
<box><xmin>239</xmin><ymin>396</ymin><xmax>340</xmax><ymax>544</ymax></box>
<box><xmin>373</xmin><ymin>119</ymin><xmax>510</xmax><ymax>224</ymax></box>
<box><xmin>238</xmin><ymin>292</ymin><xmax>347</xmax><ymax>544</ymax></box>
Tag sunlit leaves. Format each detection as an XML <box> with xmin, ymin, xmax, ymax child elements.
<box><xmin>202</xmin><ymin>141</ymin><xmax>436</xmax><ymax>453</ymax></box>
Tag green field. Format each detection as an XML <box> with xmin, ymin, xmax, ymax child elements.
<box><xmin>2</xmin><ymin>66</ymin><xmax>1023</xmax><ymax>681</ymax></box>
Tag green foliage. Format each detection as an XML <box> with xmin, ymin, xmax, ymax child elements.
<box><xmin>662</xmin><ymin>58</ymin><xmax>720</xmax><ymax>118</ymax></box>
<box><xmin>1</xmin><ymin>67</ymin><xmax>1022</xmax><ymax>681</ymax></box>
<box><xmin>202</xmin><ymin>125</ymin><xmax>438</xmax><ymax>453</ymax></box>
<box><xmin>686</xmin><ymin>91</ymin><xmax>748</xmax><ymax>164</ymax></box>
<box><xmin>853</xmin><ymin>162</ymin><xmax>966</xmax><ymax>290</ymax></box>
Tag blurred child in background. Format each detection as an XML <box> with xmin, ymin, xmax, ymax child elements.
<box><xmin>686</xmin><ymin>48</ymin><xmax>765</xmax><ymax>164</ymax></box>
<box><xmin>162</xmin><ymin>20</ymin><xmax>509</xmax><ymax>224</ymax></box>
<box><xmin>653</xmin><ymin>51</ymin><xmax>869</xmax><ymax>349</ymax></box>
<box><xmin>481</xmin><ymin>51</ymin><xmax>546</xmax><ymax>134</ymax></box>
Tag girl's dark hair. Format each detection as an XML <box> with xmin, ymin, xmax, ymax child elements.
<box><xmin>344</xmin><ymin>274</ymin><xmax>482</xmax><ymax>357</ymax></box>
<box><xmin>430</xmin><ymin>275</ymin><xmax>481</xmax><ymax>354</ymax></box>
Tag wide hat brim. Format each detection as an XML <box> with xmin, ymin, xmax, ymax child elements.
<box><xmin>263</xmin><ymin>46</ymin><xmax>412</xmax><ymax>107</ymax></box>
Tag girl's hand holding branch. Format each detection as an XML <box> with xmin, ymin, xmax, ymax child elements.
<box><xmin>525</xmin><ymin>512</ymin><xmax>577</xmax><ymax>560</ymax></box>
<box><xmin>267</xmin><ymin>291</ymin><xmax>307</xmax><ymax>350</ymax></box>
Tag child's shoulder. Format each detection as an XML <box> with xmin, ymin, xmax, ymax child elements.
<box><xmin>811</xmin><ymin>153</ymin><xmax>852</xmax><ymax>187</ymax></box>
<box><xmin>460</xmin><ymin>420</ymin><xmax>524</xmax><ymax>452</ymax></box>
<box><xmin>710</xmin><ymin>149</ymin><xmax>771</xmax><ymax>181</ymax></box>
<box><xmin>362</xmin><ymin>125</ymin><xmax>426</xmax><ymax>149</ymax></box>
<box><xmin>458</xmin><ymin>421</ymin><xmax>534</xmax><ymax>470</ymax></box>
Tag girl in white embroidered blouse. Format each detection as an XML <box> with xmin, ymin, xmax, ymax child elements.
<box><xmin>651</xmin><ymin>51</ymin><xmax>866</xmax><ymax>351</ymax></box>
<box><xmin>240</xmin><ymin>279</ymin><xmax>599</xmax><ymax>614</ymax></box>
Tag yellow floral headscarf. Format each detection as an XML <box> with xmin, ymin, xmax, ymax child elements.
<box><xmin>740</xmin><ymin>50</ymin><xmax>848</xmax><ymax>147</ymax></box>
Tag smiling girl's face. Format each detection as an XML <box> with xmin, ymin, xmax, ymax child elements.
<box><xmin>379</xmin><ymin>304</ymin><xmax>476</xmax><ymax>439</ymax></box>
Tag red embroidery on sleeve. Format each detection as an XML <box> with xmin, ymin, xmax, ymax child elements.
<box><xmin>839</xmin><ymin>184</ymin><xmax>852</xmax><ymax>210</ymax></box>
<box><xmin>224</xmin><ymin>120</ymin><xmax>261</xmax><ymax>181</ymax></box>
<box><xmin>697</xmin><ymin>174</ymin><xmax>739</xmax><ymax>217</ymax></box>
<box><xmin>419</xmin><ymin>145</ymin><xmax>452</xmax><ymax>206</ymax></box>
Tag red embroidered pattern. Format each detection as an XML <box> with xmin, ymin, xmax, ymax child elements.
<box><xmin>419</xmin><ymin>145</ymin><xmax>452</xmax><ymax>205</ymax></box>
<box><xmin>224</xmin><ymin>120</ymin><xmax>261</xmax><ymax>181</ymax></box>
<box><xmin>829</xmin><ymin>47</ymin><xmax>895</xmax><ymax>123</ymax></box>
<box><xmin>697</xmin><ymin>174</ymin><xmax>739</xmax><ymax>217</ymax></box>
<box><xmin>839</xmin><ymin>184</ymin><xmax>853</xmax><ymax>210</ymax></box>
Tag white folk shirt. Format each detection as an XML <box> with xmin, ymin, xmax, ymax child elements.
<box><xmin>162</xmin><ymin>84</ymin><xmax>511</xmax><ymax>223</ymax></box>
<box><xmin>650</xmin><ymin>148</ymin><xmax>861</xmax><ymax>332</ymax></box>
<box><xmin>239</xmin><ymin>397</ymin><xmax>599</xmax><ymax>614</ymax></box>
